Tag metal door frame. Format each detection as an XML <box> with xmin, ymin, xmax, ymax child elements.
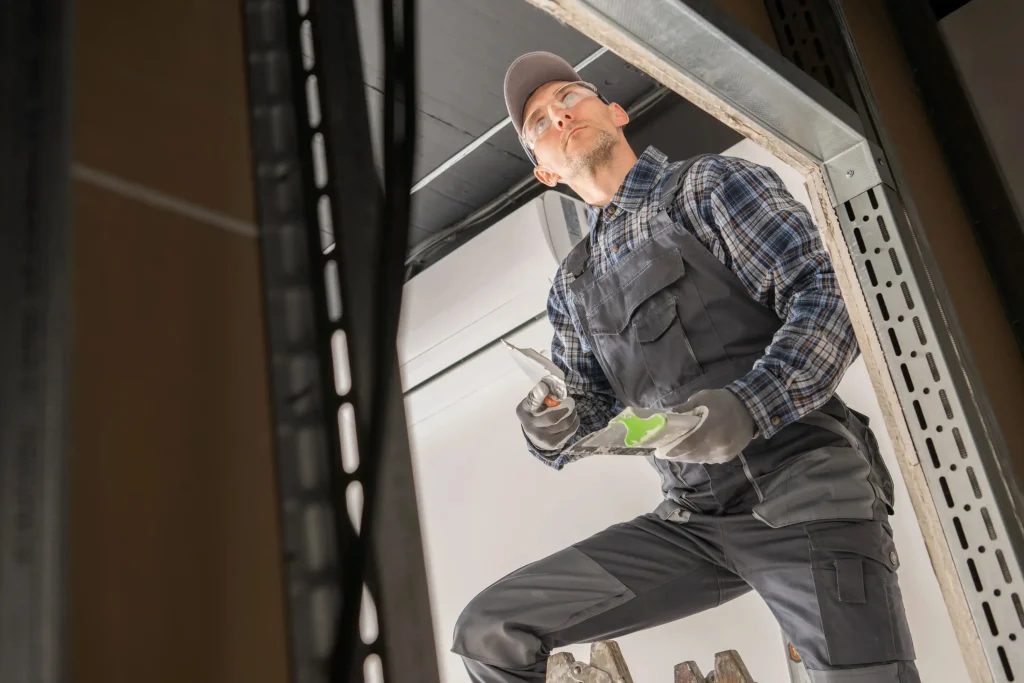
<box><xmin>520</xmin><ymin>1</ymin><xmax>1024</xmax><ymax>681</ymax></box>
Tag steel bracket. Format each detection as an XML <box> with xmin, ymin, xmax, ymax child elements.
<box><xmin>824</xmin><ymin>139</ymin><xmax>894</xmax><ymax>204</ymax></box>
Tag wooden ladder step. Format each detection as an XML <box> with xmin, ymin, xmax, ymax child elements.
<box><xmin>545</xmin><ymin>640</ymin><xmax>756</xmax><ymax>683</ymax></box>
<box><xmin>546</xmin><ymin>641</ymin><xmax>634</xmax><ymax>683</ymax></box>
<box><xmin>676</xmin><ymin>651</ymin><xmax>756</xmax><ymax>683</ymax></box>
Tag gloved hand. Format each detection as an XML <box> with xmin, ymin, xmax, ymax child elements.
<box><xmin>516</xmin><ymin>379</ymin><xmax>579</xmax><ymax>451</ymax></box>
<box><xmin>656</xmin><ymin>388</ymin><xmax>755</xmax><ymax>464</ymax></box>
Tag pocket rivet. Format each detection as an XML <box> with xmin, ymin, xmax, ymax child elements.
<box><xmin>889</xmin><ymin>550</ymin><xmax>898</xmax><ymax>565</ymax></box>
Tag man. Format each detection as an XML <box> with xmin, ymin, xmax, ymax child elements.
<box><xmin>451</xmin><ymin>52</ymin><xmax>917</xmax><ymax>683</ymax></box>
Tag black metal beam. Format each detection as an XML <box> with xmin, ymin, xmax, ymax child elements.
<box><xmin>240</xmin><ymin>0</ymin><xmax>440</xmax><ymax>680</ymax></box>
<box><xmin>0</xmin><ymin>0</ymin><xmax>73</xmax><ymax>681</ymax></box>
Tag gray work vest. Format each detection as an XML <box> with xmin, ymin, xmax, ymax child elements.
<box><xmin>564</xmin><ymin>156</ymin><xmax>895</xmax><ymax>526</ymax></box>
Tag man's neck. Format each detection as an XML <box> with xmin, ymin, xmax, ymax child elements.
<box><xmin>573</xmin><ymin>145</ymin><xmax>639</xmax><ymax>207</ymax></box>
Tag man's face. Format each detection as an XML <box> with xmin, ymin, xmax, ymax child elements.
<box><xmin>521</xmin><ymin>80</ymin><xmax>629</xmax><ymax>187</ymax></box>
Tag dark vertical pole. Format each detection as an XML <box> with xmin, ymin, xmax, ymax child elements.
<box><xmin>0</xmin><ymin>0</ymin><xmax>74</xmax><ymax>682</ymax></box>
<box><xmin>241</xmin><ymin>0</ymin><xmax>441</xmax><ymax>680</ymax></box>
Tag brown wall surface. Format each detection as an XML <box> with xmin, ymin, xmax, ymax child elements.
<box><xmin>71</xmin><ymin>1</ymin><xmax>289</xmax><ymax>682</ymax></box>
<box><xmin>714</xmin><ymin>0</ymin><xmax>779</xmax><ymax>48</ymax></box>
<box><xmin>841</xmin><ymin>0</ymin><xmax>1024</xmax><ymax>491</ymax></box>
<box><xmin>74</xmin><ymin>0</ymin><xmax>256</xmax><ymax>221</ymax></box>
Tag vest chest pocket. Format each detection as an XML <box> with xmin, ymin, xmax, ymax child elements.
<box><xmin>634</xmin><ymin>297</ymin><xmax>702</xmax><ymax>395</ymax></box>
<box><xmin>584</xmin><ymin>247</ymin><xmax>702</xmax><ymax>405</ymax></box>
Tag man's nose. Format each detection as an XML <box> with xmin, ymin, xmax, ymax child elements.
<box><xmin>551</xmin><ymin>108</ymin><xmax>573</xmax><ymax>129</ymax></box>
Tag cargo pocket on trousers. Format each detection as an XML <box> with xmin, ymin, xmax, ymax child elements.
<box><xmin>635</xmin><ymin>297</ymin><xmax>701</xmax><ymax>395</ymax></box>
<box><xmin>806</xmin><ymin>521</ymin><xmax>916</xmax><ymax>667</ymax></box>
<box><xmin>751</xmin><ymin>447</ymin><xmax>878</xmax><ymax>528</ymax></box>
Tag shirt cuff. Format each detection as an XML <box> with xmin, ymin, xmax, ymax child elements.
<box><xmin>726</xmin><ymin>367</ymin><xmax>797</xmax><ymax>440</ymax></box>
<box><xmin>522</xmin><ymin>428</ymin><xmax>574</xmax><ymax>471</ymax></box>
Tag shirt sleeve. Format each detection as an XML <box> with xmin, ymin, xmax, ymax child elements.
<box><xmin>523</xmin><ymin>273</ymin><xmax>623</xmax><ymax>470</ymax></box>
<box><xmin>688</xmin><ymin>157</ymin><xmax>859</xmax><ymax>439</ymax></box>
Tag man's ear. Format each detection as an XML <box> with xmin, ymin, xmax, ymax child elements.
<box><xmin>534</xmin><ymin>165</ymin><xmax>560</xmax><ymax>187</ymax></box>
<box><xmin>609</xmin><ymin>102</ymin><xmax>630</xmax><ymax>127</ymax></box>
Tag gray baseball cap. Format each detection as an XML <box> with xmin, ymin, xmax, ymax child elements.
<box><xmin>503</xmin><ymin>51</ymin><xmax>582</xmax><ymax>139</ymax></box>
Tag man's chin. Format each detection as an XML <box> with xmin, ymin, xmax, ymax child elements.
<box><xmin>563</xmin><ymin>128</ymin><xmax>590</xmax><ymax>150</ymax></box>
<box><xmin>563</xmin><ymin>130</ymin><xmax>616</xmax><ymax>175</ymax></box>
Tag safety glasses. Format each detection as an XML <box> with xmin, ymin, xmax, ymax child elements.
<box><xmin>518</xmin><ymin>81</ymin><xmax>610</xmax><ymax>166</ymax></box>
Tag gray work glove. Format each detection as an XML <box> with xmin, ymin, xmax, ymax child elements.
<box><xmin>516</xmin><ymin>380</ymin><xmax>579</xmax><ymax>452</ymax></box>
<box><xmin>656</xmin><ymin>388</ymin><xmax>755</xmax><ymax>464</ymax></box>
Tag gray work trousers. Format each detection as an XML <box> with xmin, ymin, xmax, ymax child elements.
<box><xmin>452</xmin><ymin>512</ymin><xmax>918</xmax><ymax>682</ymax></box>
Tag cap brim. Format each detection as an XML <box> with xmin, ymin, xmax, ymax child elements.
<box><xmin>504</xmin><ymin>52</ymin><xmax>581</xmax><ymax>138</ymax></box>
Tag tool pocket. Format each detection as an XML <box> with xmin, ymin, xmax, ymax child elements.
<box><xmin>587</xmin><ymin>246</ymin><xmax>701</xmax><ymax>405</ymax></box>
<box><xmin>751</xmin><ymin>446</ymin><xmax>879</xmax><ymax>528</ymax></box>
<box><xmin>805</xmin><ymin>521</ymin><xmax>916</xmax><ymax>667</ymax></box>
<box><xmin>634</xmin><ymin>296</ymin><xmax>702</xmax><ymax>395</ymax></box>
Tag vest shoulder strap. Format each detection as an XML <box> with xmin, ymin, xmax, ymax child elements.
<box><xmin>657</xmin><ymin>154</ymin><xmax>712</xmax><ymax>211</ymax></box>
<box><xmin>565</xmin><ymin>232</ymin><xmax>592</xmax><ymax>279</ymax></box>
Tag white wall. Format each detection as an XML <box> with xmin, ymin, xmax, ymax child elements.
<box><xmin>403</xmin><ymin>140</ymin><xmax>971</xmax><ymax>682</ymax></box>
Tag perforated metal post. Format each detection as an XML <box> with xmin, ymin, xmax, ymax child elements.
<box><xmin>242</xmin><ymin>2</ymin><xmax>348</xmax><ymax>679</ymax></box>
<box><xmin>765</xmin><ymin>3</ymin><xmax>1024</xmax><ymax>680</ymax></box>
<box><xmin>839</xmin><ymin>184</ymin><xmax>1024</xmax><ymax>681</ymax></box>
<box><xmin>763</xmin><ymin>0</ymin><xmax>856</xmax><ymax>108</ymax></box>
<box><xmin>241</xmin><ymin>0</ymin><xmax>439</xmax><ymax>681</ymax></box>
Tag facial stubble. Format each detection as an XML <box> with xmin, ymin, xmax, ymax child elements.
<box><xmin>564</xmin><ymin>128</ymin><xmax>617</xmax><ymax>180</ymax></box>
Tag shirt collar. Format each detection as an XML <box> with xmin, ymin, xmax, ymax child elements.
<box><xmin>611</xmin><ymin>146</ymin><xmax>668</xmax><ymax>212</ymax></box>
<box><xmin>584</xmin><ymin>146</ymin><xmax>668</xmax><ymax>225</ymax></box>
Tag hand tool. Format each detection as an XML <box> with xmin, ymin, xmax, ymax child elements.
<box><xmin>502</xmin><ymin>339</ymin><xmax>567</xmax><ymax>407</ymax></box>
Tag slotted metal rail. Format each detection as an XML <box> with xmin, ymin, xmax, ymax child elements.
<box><xmin>840</xmin><ymin>186</ymin><xmax>1024</xmax><ymax>680</ymax></box>
<box><xmin>768</xmin><ymin>2</ymin><xmax>1024</xmax><ymax>679</ymax></box>
<box><xmin>240</xmin><ymin>0</ymin><xmax>439</xmax><ymax>681</ymax></box>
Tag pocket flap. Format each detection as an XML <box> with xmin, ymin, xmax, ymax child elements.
<box><xmin>634</xmin><ymin>298</ymin><xmax>679</xmax><ymax>343</ymax></box>
<box><xmin>806</xmin><ymin>521</ymin><xmax>900</xmax><ymax>571</ymax></box>
<box><xmin>589</xmin><ymin>247</ymin><xmax>685</xmax><ymax>334</ymax></box>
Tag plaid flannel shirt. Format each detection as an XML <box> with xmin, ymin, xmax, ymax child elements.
<box><xmin>527</xmin><ymin>147</ymin><xmax>858</xmax><ymax>469</ymax></box>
